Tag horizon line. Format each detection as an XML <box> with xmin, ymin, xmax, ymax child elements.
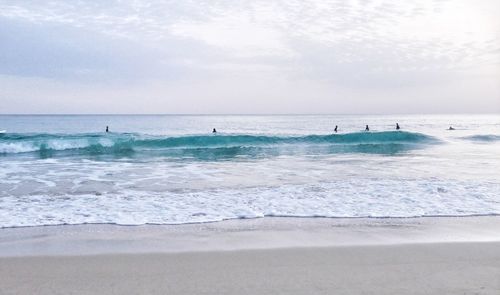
<box><xmin>1</xmin><ymin>112</ymin><xmax>499</xmax><ymax>116</ymax></box>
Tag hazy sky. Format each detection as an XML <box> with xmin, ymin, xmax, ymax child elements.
<box><xmin>0</xmin><ymin>0</ymin><xmax>499</xmax><ymax>114</ymax></box>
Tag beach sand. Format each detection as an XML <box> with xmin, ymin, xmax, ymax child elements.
<box><xmin>1</xmin><ymin>217</ymin><xmax>500</xmax><ymax>294</ymax></box>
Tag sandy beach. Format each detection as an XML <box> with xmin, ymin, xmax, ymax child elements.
<box><xmin>2</xmin><ymin>242</ymin><xmax>500</xmax><ymax>295</ymax></box>
<box><xmin>1</xmin><ymin>217</ymin><xmax>500</xmax><ymax>294</ymax></box>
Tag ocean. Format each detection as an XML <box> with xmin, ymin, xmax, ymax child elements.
<box><xmin>0</xmin><ymin>114</ymin><xmax>499</xmax><ymax>227</ymax></box>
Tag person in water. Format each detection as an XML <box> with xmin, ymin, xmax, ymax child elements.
<box><xmin>448</xmin><ymin>126</ymin><xmax>455</xmax><ymax>130</ymax></box>
<box><xmin>212</xmin><ymin>128</ymin><xmax>217</xmax><ymax>133</ymax></box>
<box><xmin>106</xmin><ymin>126</ymin><xmax>109</xmax><ymax>133</ymax></box>
<box><xmin>396</xmin><ymin>123</ymin><xmax>400</xmax><ymax>130</ymax></box>
<box><xmin>334</xmin><ymin>125</ymin><xmax>338</xmax><ymax>133</ymax></box>
<box><xmin>365</xmin><ymin>125</ymin><xmax>370</xmax><ymax>131</ymax></box>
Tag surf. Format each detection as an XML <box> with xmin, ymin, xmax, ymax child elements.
<box><xmin>0</xmin><ymin>131</ymin><xmax>438</xmax><ymax>159</ymax></box>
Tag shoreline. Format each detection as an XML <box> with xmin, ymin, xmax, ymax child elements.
<box><xmin>3</xmin><ymin>212</ymin><xmax>500</xmax><ymax>229</ymax></box>
<box><xmin>1</xmin><ymin>216</ymin><xmax>500</xmax><ymax>257</ymax></box>
<box><xmin>2</xmin><ymin>216</ymin><xmax>500</xmax><ymax>294</ymax></box>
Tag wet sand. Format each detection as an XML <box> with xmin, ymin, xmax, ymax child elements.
<box><xmin>1</xmin><ymin>217</ymin><xmax>500</xmax><ymax>294</ymax></box>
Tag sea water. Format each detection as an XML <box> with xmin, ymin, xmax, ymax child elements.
<box><xmin>0</xmin><ymin>114</ymin><xmax>499</xmax><ymax>227</ymax></box>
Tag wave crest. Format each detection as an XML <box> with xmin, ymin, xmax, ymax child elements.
<box><xmin>0</xmin><ymin>131</ymin><xmax>437</xmax><ymax>159</ymax></box>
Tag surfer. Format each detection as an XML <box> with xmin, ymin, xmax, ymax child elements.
<box><xmin>212</xmin><ymin>128</ymin><xmax>217</xmax><ymax>133</ymax></box>
<box><xmin>334</xmin><ymin>125</ymin><xmax>338</xmax><ymax>133</ymax></box>
<box><xmin>448</xmin><ymin>126</ymin><xmax>455</xmax><ymax>130</ymax></box>
<box><xmin>365</xmin><ymin>125</ymin><xmax>370</xmax><ymax>131</ymax></box>
<box><xmin>396</xmin><ymin>123</ymin><xmax>400</xmax><ymax>130</ymax></box>
<box><xmin>106</xmin><ymin>126</ymin><xmax>109</xmax><ymax>133</ymax></box>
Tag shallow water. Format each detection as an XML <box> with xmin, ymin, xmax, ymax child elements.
<box><xmin>0</xmin><ymin>114</ymin><xmax>499</xmax><ymax>227</ymax></box>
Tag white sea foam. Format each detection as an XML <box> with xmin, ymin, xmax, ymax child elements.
<box><xmin>0</xmin><ymin>139</ymin><xmax>89</xmax><ymax>154</ymax></box>
<box><xmin>0</xmin><ymin>156</ymin><xmax>499</xmax><ymax>227</ymax></box>
<box><xmin>0</xmin><ymin>142</ymin><xmax>38</xmax><ymax>154</ymax></box>
<box><xmin>0</xmin><ymin>179</ymin><xmax>499</xmax><ymax>227</ymax></box>
<box><xmin>46</xmin><ymin>138</ymin><xmax>90</xmax><ymax>151</ymax></box>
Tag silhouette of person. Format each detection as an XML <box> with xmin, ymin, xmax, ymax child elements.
<box><xmin>396</xmin><ymin>123</ymin><xmax>400</xmax><ymax>130</ymax></box>
<box><xmin>106</xmin><ymin>126</ymin><xmax>109</xmax><ymax>133</ymax></box>
<box><xmin>365</xmin><ymin>125</ymin><xmax>370</xmax><ymax>131</ymax></box>
<box><xmin>334</xmin><ymin>125</ymin><xmax>338</xmax><ymax>133</ymax></box>
<box><xmin>212</xmin><ymin>128</ymin><xmax>217</xmax><ymax>133</ymax></box>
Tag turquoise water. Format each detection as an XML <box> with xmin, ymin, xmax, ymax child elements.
<box><xmin>0</xmin><ymin>114</ymin><xmax>499</xmax><ymax>227</ymax></box>
<box><xmin>0</xmin><ymin>131</ymin><xmax>437</xmax><ymax>159</ymax></box>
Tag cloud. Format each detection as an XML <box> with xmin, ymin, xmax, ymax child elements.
<box><xmin>0</xmin><ymin>0</ymin><xmax>499</xmax><ymax>113</ymax></box>
<box><xmin>170</xmin><ymin>15</ymin><xmax>296</xmax><ymax>58</ymax></box>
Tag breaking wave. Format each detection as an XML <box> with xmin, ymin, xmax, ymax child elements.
<box><xmin>0</xmin><ymin>131</ymin><xmax>438</xmax><ymax>159</ymax></box>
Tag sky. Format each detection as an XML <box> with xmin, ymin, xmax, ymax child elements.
<box><xmin>0</xmin><ymin>0</ymin><xmax>499</xmax><ymax>114</ymax></box>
